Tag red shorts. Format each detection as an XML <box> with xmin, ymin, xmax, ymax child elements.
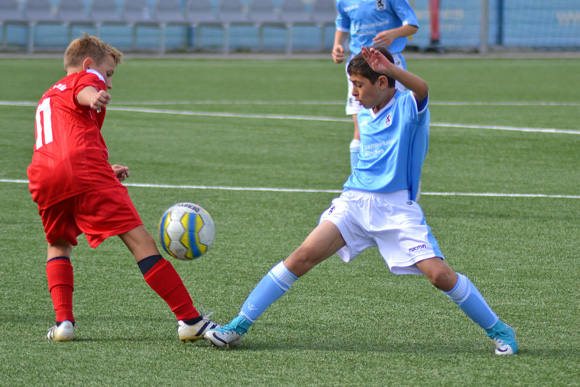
<box><xmin>39</xmin><ymin>185</ymin><xmax>143</xmax><ymax>248</ymax></box>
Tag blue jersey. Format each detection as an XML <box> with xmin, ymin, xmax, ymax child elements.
<box><xmin>335</xmin><ymin>0</ymin><xmax>418</xmax><ymax>55</ymax></box>
<box><xmin>344</xmin><ymin>90</ymin><xmax>429</xmax><ymax>200</ymax></box>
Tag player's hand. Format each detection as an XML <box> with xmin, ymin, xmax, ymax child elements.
<box><xmin>112</xmin><ymin>164</ymin><xmax>130</xmax><ymax>181</ymax></box>
<box><xmin>90</xmin><ymin>89</ymin><xmax>111</xmax><ymax>112</ymax></box>
<box><xmin>373</xmin><ymin>30</ymin><xmax>396</xmax><ymax>47</ymax></box>
<box><xmin>332</xmin><ymin>44</ymin><xmax>345</xmax><ymax>63</ymax></box>
<box><xmin>361</xmin><ymin>46</ymin><xmax>392</xmax><ymax>75</ymax></box>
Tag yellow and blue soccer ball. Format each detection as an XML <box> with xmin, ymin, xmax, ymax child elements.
<box><xmin>158</xmin><ymin>202</ymin><xmax>215</xmax><ymax>261</ymax></box>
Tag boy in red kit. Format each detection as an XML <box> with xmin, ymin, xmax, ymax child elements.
<box><xmin>28</xmin><ymin>34</ymin><xmax>218</xmax><ymax>342</ymax></box>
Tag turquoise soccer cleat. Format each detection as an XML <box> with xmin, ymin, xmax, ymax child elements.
<box><xmin>486</xmin><ymin>320</ymin><xmax>518</xmax><ymax>355</ymax></box>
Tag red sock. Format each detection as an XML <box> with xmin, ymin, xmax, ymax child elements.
<box><xmin>46</xmin><ymin>258</ymin><xmax>74</xmax><ymax>323</ymax></box>
<box><xmin>143</xmin><ymin>258</ymin><xmax>199</xmax><ymax>321</ymax></box>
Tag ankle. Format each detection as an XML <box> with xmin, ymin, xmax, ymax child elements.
<box><xmin>182</xmin><ymin>316</ymin><xmax>203</xmax><ymax>326</ymax></box>
<box><xmin>485</xmin><ymin>319</ymin><xmax>505</xmax><ymax>335</ymax></box>
<box><xmin>233</xmin><ymin>315</ymin><xmax>252</xmax><ymax>334</ymax></box>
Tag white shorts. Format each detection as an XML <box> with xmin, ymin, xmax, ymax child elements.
<box><xmin>320</xmin><ymin>190</ymin><xmax>443</xmax><ymax>275</ymax></box>
<box><xmin>346</xmin><ymin>52</ymin><xmax>407</xmax><ymax>116</ymax></box>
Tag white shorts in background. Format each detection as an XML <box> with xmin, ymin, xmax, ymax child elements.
<box><xmin>320</xmin><ymin>190</ymin><xmax>444</xmax><ymax>275</ymax></box>
<box><xmin>346</xmin><ymin>52</ymin><xmax>407</xmax><ymax>116</ymax></box>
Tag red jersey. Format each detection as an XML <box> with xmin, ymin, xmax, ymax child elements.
<box><xmin>27</xmin><ymin>70</ymin><xmax>120</xmax><ymax>209</ymax></box>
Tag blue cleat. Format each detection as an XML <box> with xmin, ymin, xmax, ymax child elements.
<box><xmin>204</xmin><ymin>315</ymin><xmax>251</xmax><ymax>349</ymax></box>
<box><xmin>486</xmin><ymin>320</ymin><xmax>518</xmax><ymax>355</ymax></box>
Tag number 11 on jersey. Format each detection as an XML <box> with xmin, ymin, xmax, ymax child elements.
<box><xmin>35</xmin><ymin>98</ymin><xmax>53</xmax><ymax>149</ymax></box>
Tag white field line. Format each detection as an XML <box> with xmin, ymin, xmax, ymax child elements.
<box><xmin>111</xmin><ymin>107</ymin><xmax>580</xmax><ymax>135</ymax></box>
<box><xmin>2</xmin><ymin>179</ymin><xmax>579</xmax><ymax>199</ymax></box>
<box><xmin>3</xmin><ymin>100</ymin><xmax>578</xmax><ymax>135</ymax></box>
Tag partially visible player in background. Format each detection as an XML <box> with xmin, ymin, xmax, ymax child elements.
<box><xmin>27</xmin><ymin>34</ymin><xmax>218</xmax><ymax>342</ymax></box>
<box><xmin>332</xmin><ymin>0</ymin><xmax>419</xmax><ymax>172</ymax></box>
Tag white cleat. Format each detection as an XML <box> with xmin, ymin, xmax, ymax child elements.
<box><xmin>178</xmin><ymin>317</ymin><xmax>220</xmax><ymax>343</ymax></box>
<box><xmin>46</xmin><ymin>320</ymin><xmax>75</xmax><ymax>342</ymax></box>
<box><xmin>205</xmin><ymin>328</ymin><xmax>243</xmax><ymax>349</ymax></box>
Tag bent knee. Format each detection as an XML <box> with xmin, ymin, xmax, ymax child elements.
<box><xmin>285</xmin><ymin>246</ymin><xmax>326</xmax><ymax>277</ymax></box>
<box><xmin>428</xmin><ymin>269</ymin><xmax>457</xmax><ymax>291</ymax></box>
<box><xmin>420</xmin><ymin>261</ymin><xmax>457</xmax><ymax>291</ymax></box>
<box><xmin>291</xmin><ymin>246</ymin><xmax>322</xmax><ymax>266</ymax></box>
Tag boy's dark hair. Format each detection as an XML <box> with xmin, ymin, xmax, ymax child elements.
<box><xmin>347</xmin><ymin>46</ymin><xmax>396</xmax><ymax>88</ymax></box>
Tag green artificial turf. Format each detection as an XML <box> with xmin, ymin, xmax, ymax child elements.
<box><xmin>0</xmin><ymin>55</ymin><xmax>578</xmax><ymax>386</ymax></box>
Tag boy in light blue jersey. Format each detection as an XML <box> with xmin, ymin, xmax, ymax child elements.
<box><xmin>332</xmin><ymin>0</ymin><xmax>419</xmax><ymax>171</ymax></box>
<box><xmin>206</xmin><ymin>47</ymin><xmax>518</xmax><ymax>356</ymax></box>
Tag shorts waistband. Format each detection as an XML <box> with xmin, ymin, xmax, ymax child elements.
<box><xmin>345</xmin><ymin>189</ymin><xmax>409</xmax><ymax>200</ymax></box>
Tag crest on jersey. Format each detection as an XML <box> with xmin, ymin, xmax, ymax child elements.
<box><xmin>376</xmin><ymin>0</ymin><xmax>386</xmax><ymax>11</ymax></box>
<box><xmin>385</xmin><ymin>113</ymin><xmax>393</xmax><ymax>127</ymax></box>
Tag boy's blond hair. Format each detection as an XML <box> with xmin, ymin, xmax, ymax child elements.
<box><xmin>64</xmin><ymin>34</ymin><xmax>123</xmax><ymax>71</ymax></box>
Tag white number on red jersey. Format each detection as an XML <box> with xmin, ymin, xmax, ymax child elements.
<box><xmin>35</xmin><ymin>98</ymin><xmax>53</xmax><ymax>149</ymax></box>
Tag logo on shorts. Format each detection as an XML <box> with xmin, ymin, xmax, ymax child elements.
<box><xmin>376</xmin><ymin>0</ymin><xmax>386</xmax><ymax>11</ymax></box>
<box><xmin>409</xmin><ymin>244</ymin><xmax>427</xmax><ymax>253</ymax></box>
<box><xmin>327</xmin><ymin>205</ymin><xmax>336</xmax><ymax>215</ymax></box>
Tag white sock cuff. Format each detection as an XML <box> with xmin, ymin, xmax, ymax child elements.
<box><xmin>269</xmin><ymin>261</ymin><xmax>298</xmax><ymax>291</ymax></box>
<box><xmin>239</xmin><ymin>311</ymin><xmax>255</xmax><ymax>323</ymax></box>
<box><xmin>445</xmin><ymin>273</ymin><xmax>471</xmax><ymax>304</ymax></box>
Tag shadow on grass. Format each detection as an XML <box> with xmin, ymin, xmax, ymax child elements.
<box><xmin>215</xmin><ymin>336</ymin><xmax>580</xmax><ymax>359</ymax></box>
<box><xmin>19</xmin><ymin>315</ymin><xmax>580</xmax><ymax>359</ymax></box>
<box><xmin>25</xmin><ymin>316</ymin><xmax>184</xmax><ymax>343</ymax></box>
<box><xmin>225</xmin><ymin>339</ymin><xmax>489</xmax><ymax>356</ymax></box>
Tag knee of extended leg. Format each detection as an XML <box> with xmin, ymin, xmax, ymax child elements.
<box><xmin>288</xmin><ymin>246</ymin><xmax>324</xmax><ymax>269</ymax></box>
<box><xmin>428</xmin><ymin>269</ymin><xmax>457</xmax><ymax>291</ymax></box>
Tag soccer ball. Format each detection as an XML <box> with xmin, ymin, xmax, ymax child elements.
<box><xmin>158</xmin><ymin>202</ymin><xmax>215</xmax><ymax>261</ymax></box>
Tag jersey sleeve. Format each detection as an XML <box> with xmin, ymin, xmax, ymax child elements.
<box><xmin>417</xmin><ymin>93</ymin><xmax>429</xmax><ymax>116</ymax></box>
<box><xmin>393</xmin><ymin>0</ymin><xmax>419</xmax><ymax>28</ymax></box>
<box><xmin>72</xmin><ymin>72</ymin><xmax>106</xmax><ymax>107</ymax></box>
<box><xmin>403</xmin><ymin>91</ymin><xmax>430</xmax><ymax>201</ymax></box>
<box><xmin>401</xmin><ymin>90</ymin><xmax>428</xmax><ymax>124</ymax></box>
<box><xmin>335</xmin><ymin>0</ymin><xmax>350</xmax><ymax>32</ymax></box>
<box><xmin>72</xmin><ymin>71</ymin><xmax>107</xmax><ymax>128</ymax></box>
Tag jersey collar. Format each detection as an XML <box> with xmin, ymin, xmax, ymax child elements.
<box><xmin>370</xmin><ymin>90</ymin><xmax>399</xmax><ymax>119</ymax></box>
<box><xmin>86</xmin><ymin>69</ymin><xmax>105</xmax><ymax>83</ymax></box>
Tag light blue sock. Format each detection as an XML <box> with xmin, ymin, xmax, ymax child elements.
<box><xmin>445</xmin><ymin>273</ymin><xmax>499</xmax><ymax>330</ymax></box>
<box><xmin>239</xmin><ymin>261</ymin><xmax>298</xmax><ymax>324</ymax></box>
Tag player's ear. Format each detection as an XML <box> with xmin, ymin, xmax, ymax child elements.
<box><xmin>82</xmin><ymin>57</ymin><xmax>94</xmax><ymax>71</ymax></box>
<box><xmin>378</xmin><ymin>75</ymin><xmax>389</xmax><ymax>89</ymax></box>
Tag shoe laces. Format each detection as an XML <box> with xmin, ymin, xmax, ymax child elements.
<box><xmin>198</xmin><ymin>304</ymin><xmax>214</xmax><ymax>320</ymax></box>
<box><xmin>489</xmin><ymin>327</ymin><xmax>514</xmax><ymax>348</ymax></box>
<box><xmin>492</xmin><ymin>337</ymin><xmax>505</xmax><ymax>346</ymax></box>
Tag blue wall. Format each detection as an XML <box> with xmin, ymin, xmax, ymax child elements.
<box><xmin>412</xmin><ymin>0</ymin><xmax>580</xmax><ymax>49</ymax></box>
<box><xmin>1</xmin><ymin>0</ymin><xmax>579</xmax><ymax>51</ymax></box>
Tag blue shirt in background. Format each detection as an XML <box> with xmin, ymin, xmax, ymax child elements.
<box><xmin>335</xmin><ymin>0</ymin><xmax>419</xmax><ymax>55</ymax></box>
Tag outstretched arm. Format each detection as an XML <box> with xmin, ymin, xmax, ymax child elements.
<box><xmin>77</xmin><ymin>86</ymin><xmax>111</xmax><ymax>112</ymax></box>
<box><xmin>361</xmin><ymin>46</ymin><xmax>428</xmax><ymax>105</ymax></box>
